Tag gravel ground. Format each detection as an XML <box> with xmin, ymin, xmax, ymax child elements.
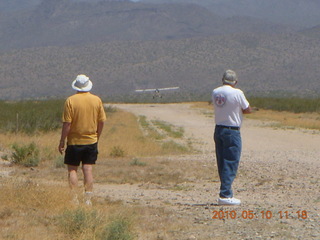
<box><xmin>100</xmin><ymin>103</ymin><xmax>320</xmax><ymax>240</ymax></box>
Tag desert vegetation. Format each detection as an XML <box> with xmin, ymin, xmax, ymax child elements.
<box><xmin>0</xmin><ymin>99</ymin><xmax>319</xmax><ymax>239</ymax></box>
<box><xmin>247</xmin><ymin>97</ymin><xmax>320</xmax><ymax>130</ymax></box>
<box><xmin>0</xmin><ymin>100</ymin><xmax>63</xmax><ymax>134</ymax></box>
<box><xmin>203</xmin><ymin>97</ymin><xmax>320</xmax><ymax>130</ymax></box>
<box><xmin>249</xmin><ymin>97</ymin><xmax>320</xmax><ymax>113</ymax></box>
<box><xmin>0</xmin><ymin>179</ymin><xmax>136</xmax><ymax>240</ymax></box>
<box><xmin>0</xmin><ymin>100</ymin><xmax>195</xmax><ymax>239</ymax></box>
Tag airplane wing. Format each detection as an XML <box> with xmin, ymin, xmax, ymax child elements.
<box><xmin>135</xmin><ymin>87</ymin><xmax>179</xmax><ymax>92</ymax></box>
<box><xmin>135</xmin><ymin>88</ymin><xmax>157</xmax><ymax>92</ymax></box>
<box><xmin>157</xmin><ymin>87</ymin><xmax>179</xmax><ymax>91</ymax></box>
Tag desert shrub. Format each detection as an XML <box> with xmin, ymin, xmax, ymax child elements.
<box><xmin>1</xmin><ymin>154</ymin><xmax>8</xmax><ymax>160</ymax></box>
<box><xmin>57</xmin><ymin>208</ymin><xmax>101</xmax><ymax>238</ymax></box>
<box><xmin>101</xmin><ymin>216</ymin><xmax>134</xmax><ymax>240</ymax></box>
<box><xmin>57</xmin><ymin>208</ymin><xmax>134</xmax><ymax>240</ymax></box>
<box><xmin>130</xmin><ymin>158</ymin><xmax>146</xmax><ymax>166</ymax></box>
<box><xmin>11</xmin><ymin>142</ymin><xmax>40</xmax><ymax>167</ymax></box>
<box><xmin>109</xmin><ymin>146</ymin><xmax>125</xmax><ymax>157</ymax></box>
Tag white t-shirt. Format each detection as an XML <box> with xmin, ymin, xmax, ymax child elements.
<box><xmin>212</xmin><ymin>85</ymin><xmax>249</xmax><ymax>127</ymax></box>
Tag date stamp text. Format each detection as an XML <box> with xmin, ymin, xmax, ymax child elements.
<box><xmin>212</xmin><ymin>210</ymin><xmax>308</xmax><ymax>220</ymax></box>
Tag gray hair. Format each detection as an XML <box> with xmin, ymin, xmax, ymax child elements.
<box><xmin>222</xmin><ymin>70</ymin><xmax>238</xmax><ymax>85</ymax></box>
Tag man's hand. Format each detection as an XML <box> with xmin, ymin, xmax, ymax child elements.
<box><xmin>59</xmin><ymin>122</ymin><xmax>71</xmax><ymax>154</ymax></box>
<box><xmin>58</xmin><ymin>140</ymin><xmax>65</xmax><ymax>154</ymax></box>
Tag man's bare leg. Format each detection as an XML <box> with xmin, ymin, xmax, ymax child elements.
<box><xmin>67</xmin><ymin>165</ymin><xmax>79</xmax><ymax>204</ymax></box>
<box><xmin>82</xmin><ymin>164</ymin><xmax>93</xmax><ymax>205</ymax></box>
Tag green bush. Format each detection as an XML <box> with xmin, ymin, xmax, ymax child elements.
<box><xmin>57</xmin><ymin>208</ymin><xmax>101</xmax><ymax>237</ymax></box>
<box><xmin>101</xmin><ymin>217</ymin><xmax>134</xmax><ymax>240</ymax></box>
<box><xmin>57</xmin><ymin>208</ymin><xmax>135</xmax><ymax>240</ymax></box>
<box><xmin>11</xmin><ymin>142</ymin><xmax>40</xmax><ymax>167</ymax></box>
<box><xmin>130</xmin><ymin>158</ymin><xmax>146</xmax><ymax>166</ymax></box>
<box><xmin>109</xmin><ymin>146</ymin><xmax>125</xmax><ymax>157</ymax></box>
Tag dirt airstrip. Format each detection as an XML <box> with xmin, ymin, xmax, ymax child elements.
<box><xmin>97</xmin><ymin>103</ymin><xmax>320</xmax><ymax>240</ymax></box>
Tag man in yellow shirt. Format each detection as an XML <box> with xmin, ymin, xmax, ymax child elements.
<box><xmin>58</xmin><ymin>74</ymin><xmax>106</xmax><ymax>205</ymax></box>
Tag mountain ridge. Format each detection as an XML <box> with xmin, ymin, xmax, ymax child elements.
<box><xmin>1</xmin><ymin>32</ymin><xmax>319</xmax><ymax>100</ymax></box>
<box><xmin>0</xmin><ymin>0</ymin><xmax>319</xmax><ymax>100</ymax></box>
<box><xmin>0</xmin><ymin>0</ymin><xmax>292</xmax><ymax>52</ymax></box>
<box><xmin>141</xmin><ymin>0</ymin><xmax>320</xmax><ymax>28</ymax></box>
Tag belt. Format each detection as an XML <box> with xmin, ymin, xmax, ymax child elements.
<box><xmin>216</xmin><ymin>125</ymin><xmax>240</xmax><ymax>130</ymax></box>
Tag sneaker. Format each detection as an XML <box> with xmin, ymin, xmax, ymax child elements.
<box><xmin>84</xmin><ymin>191</ymin><xmax>93</xmax><ymax>206</ymax></box>
<box><xmin>218</xmin><ymin>197</ymin><xmax>241</xmax><ymax>205</ymax></box>
<box><xmin>85</xmin><ymin>199</ymin><xmax>92</xmax><ymax>206</ymax></box>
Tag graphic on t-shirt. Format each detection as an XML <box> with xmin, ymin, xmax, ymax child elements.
<box><xmin>214</xmin><ymin>93</ymin><xmax>227</xmax><ymax>107</ymax></box>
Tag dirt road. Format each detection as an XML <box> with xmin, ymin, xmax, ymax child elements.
<box><xmin>97</xmin><ymin>103</ymin><xmax>319</xmax><ymax>240</ymax></box>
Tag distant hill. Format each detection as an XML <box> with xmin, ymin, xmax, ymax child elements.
<box><xmin>4</xmin><ymin>0</ymin><xmax>320</xmax><ymax>29</ymax></box>
<box><xmin>0</xmin><ymin>0</ymin><xmax>40</xmax><ymax>12</ymax></box>
<box><xmin>300</xmin><ymin>25</ymin><xmax>320</xmax><ymax>39</ymax></box>
<box><xmin>0</xmin><ymin>0</ymin><xmax>320</xmax><ymax>101</ymax></box>
<box><xmin>141</xmin><ymin>0</ymin><xmax>320</xmax><ymax>28</ymax></box>
<box><xmin>1</xmin><ymin>32</ymin><xmax>320</xmax><ymax>100</ymax></box>
<box><xmin>0</xmin><ymin>0</ymin><xmax>290</xmax><ymax>52</ymax></box>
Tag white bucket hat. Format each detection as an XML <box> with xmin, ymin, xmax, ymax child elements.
<box><xmin>72</xmin><ymin>74</ymin><xmax>93</xmax><ymax>92</ymax></box>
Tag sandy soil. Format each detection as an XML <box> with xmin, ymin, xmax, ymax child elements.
<box><xmin>97</xmin><ymin>103</ymin><xmax>320</xmax><ymax>240</ymax></box>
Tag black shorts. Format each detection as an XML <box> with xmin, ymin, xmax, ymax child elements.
<box><xmin>64</xmin><ymin>143</ymin><xmax>98</xmax><ymax>166</ymax></box>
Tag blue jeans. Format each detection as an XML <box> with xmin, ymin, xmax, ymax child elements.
<box><xmin>214</xmin><ymin>126</ymin><xmax>242</xmax><ymax>198</ymax></box>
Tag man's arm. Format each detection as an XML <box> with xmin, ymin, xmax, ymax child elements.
<box><xmin>97</xmin><ymin>121</ymin><xmax>104</xmax><ymax>140</ymax></box>
<box><xmin>58</xmin><ymin>122</ymin><xmax>71</xmax><ymax>154</ymax></box>
<box><xmin>242</xmin><ymin>106</ymin><xmax>253</xmax><ymax>114</ymax></box>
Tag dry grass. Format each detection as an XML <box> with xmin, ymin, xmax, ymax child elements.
<box><xmin>100</xmin><ymin>109</ymin><xmax>191</xmax><ymax>158</ymax></box>
<box><xmin>0</xmin><ymin>105</ymin><xmax>206</xmax><ymax>240</ymax></box>
<box><xmin>0</xmin><ymin>180</ymin><xmax>70</xmax><ymax>213</ymax></box>
<box><xmin>246</xmin><ymin>109</ymin><xmax>320</xmax><ymax>130</ymax></box>
<box><xmin>0</xmin><ymin>175</ymin><xmax>196</xmax><ymax>240</ymax></box>
<box><xmin>101</xmin><ymin>110</ymin><xmax>159</xmax><ymax>157</ymax></box>
<box><xmin>0</xmin><ymin>179</ymin><xmax>70</xmax><ymax>239</ymax></box>
<box><xmin>94</xmin><ymin>156</ymin><xmax>216</xmax><ymax>185</ymax></box>
<box><xmin>0</xmin><ymin>107</ymin><xmax>192</xmax><ymax>175</ymax></box>
<box><xmin>191</xmin><ymin>101</ymin><xmax>213</xmax><ymax>110</ymax></box>
<box><xmin>191</xmin><ymin>102</ymin><xmax>320</xmax><ymax>130</ymax></box>
<box><xmin>0</xmin><ymin>131</ymin><xmax>60</xmax><ymax>161</ymax></box>
<box><xmin>0</xmin><ymin>178</ymin><xmax>137</xmax><ymax>240</ymax></box>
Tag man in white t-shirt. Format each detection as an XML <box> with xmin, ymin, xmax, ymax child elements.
<box><xmin>212</xmin><ymin>70</ymin><xmax>252</xmax><ymax>205</ymax></box>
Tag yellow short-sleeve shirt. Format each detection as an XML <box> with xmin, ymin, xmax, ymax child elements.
<box><xmin>62</xmin><ymin>92</ymin><xmax>107</xmax><ymax>145</ymax></box>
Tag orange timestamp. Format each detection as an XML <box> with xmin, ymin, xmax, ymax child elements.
<box><xmin>212</xmin><ymin>210</ymin><xmax>308</xmax><ymax>220</ymax></box>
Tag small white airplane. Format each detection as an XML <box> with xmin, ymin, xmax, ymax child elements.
<box><xmin>135</xmin><ymin>87</ymin><xmax>180</xmax><ymax>98</ymax></box>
